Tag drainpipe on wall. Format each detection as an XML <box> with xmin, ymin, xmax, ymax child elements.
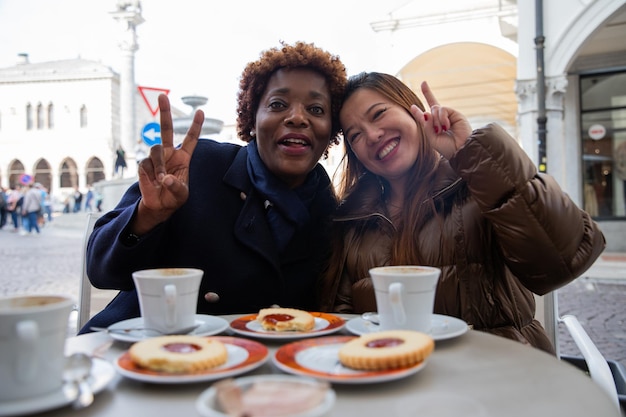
<box><xmin>535</xmin><ymin>0</ymin><xmax>558</xmax><ymax>354</ymax></box>
<box><xmin>535</xmin><ymin>0</ymin><xmax>547</xmax><ymax>173</ymax></box>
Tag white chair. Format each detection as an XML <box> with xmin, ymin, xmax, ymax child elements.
<box><xmin>77</xmin><ymin>212</ymin><xmax>103</xmax><ymax>332</ymax></box>
<box><xmin>543</xmin><ymin>290</ymin><xmax>620</xmax><ymax>411</ymax></box>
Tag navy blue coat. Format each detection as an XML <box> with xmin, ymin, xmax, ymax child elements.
<box><xmin>80</xmin><ymin>139</ymin><xmax>337</xmax><ymax>333</ymax></box>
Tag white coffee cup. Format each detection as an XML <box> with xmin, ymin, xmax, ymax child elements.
<box><xmin>369</xmin><ymin>266</ymin><xmax>441</xmax><ymax>333</ymax></box>
<box><xmin>132</xmin><ymin>268</ymin><xmax>203</xmax><ymax>334</ymax></box>
<box><xmin>0</xmin><ymin>295</ymin><xmax>74</xmax><ymax>402</ymax></box>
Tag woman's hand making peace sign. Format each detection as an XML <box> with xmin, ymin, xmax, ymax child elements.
<box><xmin>132</xmin><ymin>94</ymin><xmax>205</xmax><ymax>235</ymax></box>
<box><xmin>410</xmin><ymin>81</ymin><xmax>473</xmax><ymax>160</ymax></box>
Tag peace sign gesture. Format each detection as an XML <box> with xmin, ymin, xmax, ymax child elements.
<box><xmin>410</xmin><ymin>81</ymin><xmax>472</xmax><ymax>160</ymax></box>
<box><xmin>132</xmin><ymin>94</ymin><xmax>205</xmax><ymax>235</ymax></box>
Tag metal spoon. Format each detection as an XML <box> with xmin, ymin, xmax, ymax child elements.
<box><xmin>63</xmin><ymin>353</ymin><xmax>94</xmax><ymax>409</ymax></box>
<box><xmin>91</xmin><ymin>323</ymin><xmax>200</xmax><ymax>336</ymax></box>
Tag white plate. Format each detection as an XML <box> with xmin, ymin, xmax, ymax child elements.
<box><xmin>0</xmin><ymin>358</ymin><xmax>115</xmax><ymax>417</ymax></box>
<box><xmin>106</xmin><ymin>314</ymin><xmax>229</xmax><ymax>342</ymax></box>
<box><xmin>345</xmin><ymin>314</ymin><xmax>469</xmax><ymax>341</ymax></box>
<box><xmin>273</xmin><ymin>336</ymin><xmax>427</xmax><ymax>384</ymax></box>
<box><xmin>229</xmin><ymin>312</ymin><xmax>345</xmax><ymax>340</ymax></box>
<box><xmin>115</xmin><ymin>336</ymin><xmax>268</xmax><ymax>384</ymax></box>
<box><xmin>196</xmin><ymin>374</ymin><xmax>336</xmax><ymax>417</ymax></box>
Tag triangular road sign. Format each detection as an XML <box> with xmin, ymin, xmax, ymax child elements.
<box><xmin>138</xmin><ymin>86</ymin><xmax>170</xmax><ymax>117</ymax></box>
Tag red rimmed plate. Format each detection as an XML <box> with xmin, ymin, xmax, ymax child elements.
<box><xmin>115</xmin><ymin>336</ymin><xmax>268</xmax><ymax>384</ymax></box>
<box><xmin>273</xmin><ymin>335</ymin><xmax>427</xmax><ymax>384</ymax></box>
<box><xmin>229</xmin><ymin>312</ymin><xmax>345</xmax><ymax>340</ymax></box>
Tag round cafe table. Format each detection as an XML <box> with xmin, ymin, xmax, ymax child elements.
<box><xmin>39</xmin><ymin>314</ymin><xmax>621</xmax><ymax>417</ymax></box>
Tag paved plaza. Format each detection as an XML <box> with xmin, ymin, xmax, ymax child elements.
<box><xmin>1</xmin><ymin>212</ymin><xmax>624</xmax><ymax>369</ymax></box>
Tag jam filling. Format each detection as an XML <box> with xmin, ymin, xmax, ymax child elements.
<box><xmin>263</xmin><ymin>314</ymin><xmax>294</xmax><ymax>324</ymax></box>
<box><xmin>162</xmin><ymin>343</ymin><xmax>201</xmax><ymax>353</ymax></box>
<box><xmin>366</xmin><ymin>338</ymin><xmax>404</xmax><ymax>348</ymax></box>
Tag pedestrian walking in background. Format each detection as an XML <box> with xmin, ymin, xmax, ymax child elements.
<box><xmin>85</xmin><ymin>186</ymin><xmax>94</xmax><ymax>212</ymax></box>
<box><xmin>115</xmin><ymin>146</ymin><xmax>127</xmax><ymax>178</ymax></box>
<box><xmin>0</xmin><ymin>186</ymin><xmax>7</xmax><ymax>229</ymax></box>
<box><xmin>6</xmin><ymin>185</ymin><xmax>23</xmax><ymax>232</ymax></box>
<box><xmin>73</xmin><ymin>187</ymin><xmax>83</xmax><ymax>213</ymax></box>
<box><xmin>21</xmin><ymin>182</ymin><xmax>42</xmax><ymax>235</ymax></box>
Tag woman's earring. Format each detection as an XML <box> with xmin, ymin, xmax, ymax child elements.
<box><xmin>250</xmin><ymin>130</ymin><xmax>256</xmax><ymax>137</ymax></box>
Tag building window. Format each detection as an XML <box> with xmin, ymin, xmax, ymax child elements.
<box><xmin>580</xmin><ymin>70</ymin><xmax>626</xmax><ymax>219</ymax></box>
<box><xmin>60</xmin><ymin>158</ymin><xmax>79</xmax><ymax>188</ymax></box>
<box><xmin>47</xmin><ymin>103</ymin><xmax>54</xmax><ymax>129</ymax></box>
<box><xmin>37</xmin><ymin>103</ymin><xmax>44</xmax><ymax>130</ymax></box>
<box><xmin>8</xmin><ymin>160</ymin><xmax>25</xmax><ymax>187</ymax></box>
<box><xmin>80</xmin><ymin>105</ymin><xmax>88</xmax><ymax>128</ymax></box>
<box><xmin>26</xmin><ymin>103</ymin><xmax>33</xmax><ymax>130</ymax></box>
<box><xmin>34</xmin><ymin>159</ymin><xmax>53</xmax><ymax>193</ymax></box>
<box><xmin>86</xmin><ymin>157</ymin><xmax>105</xmax><ymax>186</ymax></box>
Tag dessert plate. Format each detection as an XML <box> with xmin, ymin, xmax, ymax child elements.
<box><xmin>115</xmin><ymin>336</ymin><xmax>268</xmax><ymax>384</ymax></box>
<box><xmin>273</xmin><ymin>335</ymin><xmax>427</xmax><ymax>384</ymax></box>
<box><xmin>196</xmin><ymin>374</ymin><xmax>336</xmax><ymax>417</ymax></box>
<box><xmin>105</xmin><ymin>314</ymin><xmax>229</xmax><ymax>343</ymax></box>
<box><xmin>0</xmin><ymin>358</ymin><xmax>115</xmax><ymax>417</ymax></box>
<box><xmin>346</xmin><ymin>314</ymin><xmax>469</xmax><ymax>341</ymax></box>
<box><xmin>229</xmin><ymin>312</ymin><xmax>345</xmax><ymax>340</ymax></box>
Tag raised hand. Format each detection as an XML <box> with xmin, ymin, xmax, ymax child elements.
<box><xmin>410</xmin><ymin>81</ymin><xmax>472</xmax><ymax>160</ymax></box>
<box><xmin>133</xmin><ymin>94</ymin><xmax>205</xmax><ymax>234</ymax></box>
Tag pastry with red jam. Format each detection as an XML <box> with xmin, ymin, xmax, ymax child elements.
<box><xmin>129</xmin><ymin>335</ymin><xmax>227</xmax><ymax>373</ymax></box>
<box><xmin>338</xmin><ymin>330</ymin><xmax>434</xmax><ymax>371</ymax></box>
<box><xmin>256</xmin><ymin>307</ymin><xmax>315</xmax><ymax>332</ymax></box>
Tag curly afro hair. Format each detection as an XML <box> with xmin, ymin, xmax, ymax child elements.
<box><xmin>236</xmin><ymin>41</ymin><xmax>347</xmax><ymax>147</ymax></box>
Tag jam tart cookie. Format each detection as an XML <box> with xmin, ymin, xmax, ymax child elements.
<box><xmin>256</xmin><ymin>307</ymin><xmax>315</xmax><ymax>332</ymax></box>
<box><xmin>338</xmin><ymin>330</ymin><xmax>434</xmax><ymax>371</ymax></box>
<box><xmin>129</xmin><ymin>335</ymin><xmax>228</xmax><ymax>373</ymax></box>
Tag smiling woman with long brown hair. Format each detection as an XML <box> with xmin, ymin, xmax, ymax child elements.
<box><xmin>319</xmin><ymin>72</ymin><xmax>605</xmax><ymax>353</ymax></box>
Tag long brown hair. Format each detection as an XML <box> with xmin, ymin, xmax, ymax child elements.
<box><xmin>337</xmin><ymin>72</ymin><xmax>441</xmax><ymax>264</ymax></box>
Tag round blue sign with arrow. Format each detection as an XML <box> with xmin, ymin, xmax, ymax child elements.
<box><xmin>142</xmin><ymin>122</ymin><xmax>162</xmax><ymax>146</ymax></box>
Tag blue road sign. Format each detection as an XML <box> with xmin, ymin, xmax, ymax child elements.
<box><xmin>142</xmin><ymin>122</ymin><xmax>161</xmax><ymax>146</ymax></box>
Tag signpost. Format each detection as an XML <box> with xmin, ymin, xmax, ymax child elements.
<box><xmin>142</xmin><ymin>122</ymin><xmax>161</xmax><ymax>146</ymax></box>
<box><xmin>138</xmin><ymin>86</ymin><xmax>170</xmax><ymax>117</ymax></box>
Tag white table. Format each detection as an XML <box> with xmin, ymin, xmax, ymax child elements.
<box><xmin>43</xmin><ymin>315</ymin><xmax>621</xmax><ymax>417</ymax></box>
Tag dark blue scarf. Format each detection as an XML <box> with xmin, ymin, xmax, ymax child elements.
<box><xmin>246</xmin><ymin>140</ymin><xmax>319</xmax><ymax>252</ymax></box>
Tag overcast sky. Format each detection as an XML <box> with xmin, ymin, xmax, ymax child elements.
<box><xmin>0</xmin><ymin>0</ymin><xmax>409</xmax><ymax>125</ymax></box>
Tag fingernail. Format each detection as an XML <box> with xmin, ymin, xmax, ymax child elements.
<box><xmin>434</xmin><ymin>126</ymin><xmax>439</xmax><ymax>134</ymax></box>
<box><xmin>442</xmin><ymin>126</ymin><xmax>447</xmax><ymax>132</ymax></box>
<box><xmin>424</xmin><ymin>114</ymin><xmax>429</xmax><ymax>121</ymax></box>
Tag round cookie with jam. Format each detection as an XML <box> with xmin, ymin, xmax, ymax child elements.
<box><xmin>129</xmin><ymin>335</ymin><xmax>227</xmax><ymax>373</ymax></box>
<box><xmin>256</xmin><ymin>307</ymin><xmax>315</xmax><ymax>331</ymax></box>
<box><xmin>338</xmin><ymin>330</ymin><xmax>434</xmax><ymax>371</ymax></box>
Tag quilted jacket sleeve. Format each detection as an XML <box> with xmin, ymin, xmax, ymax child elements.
<box><xmin>448</xmin><ymin>123</ymin><xmax>605</xmax><ymax>295</ymax></box>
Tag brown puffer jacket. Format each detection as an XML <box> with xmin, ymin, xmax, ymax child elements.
<box><xmin>319</xmin><ymin>124</ymin><xmax>605</xmax><ymax>353</ymax></box>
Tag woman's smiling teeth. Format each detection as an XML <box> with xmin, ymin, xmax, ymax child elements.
<box><xmin>280</xmin><ymin>138</ymin><xmax>309</xmax><ymax>146</ymax></box>
<box><xmin>377</xmin><ymin>139</ymin><xmax>399</xmax><ymax>160</ymax></box>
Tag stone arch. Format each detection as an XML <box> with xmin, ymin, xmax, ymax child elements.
<box><xmin>85</xmin><ymin>157</ymin><xmax>105</xmax><ymax>186</ymax></box>
<box><xmin>59</xmin><ymin>157</ymin><xmax>79</xmax><ymax>189</ymax></box>
<box><xmin>549</xmin><ymin>0</ymin><xmax>626</xmax><ymax>74</ymax></box>
<box><xmin>8</xmin><ymin>159</ymin><xmax>25</xmax><ymax>188</ymax></box>
<box><xmin>397</xmin><ymin>42</ymin><xmax>517</xmax><ymax>132</ymax></box>
<box><xmin>33</xmin><ymin>158</ymin><xmax>53</xmax><ymax>193</ymax></box>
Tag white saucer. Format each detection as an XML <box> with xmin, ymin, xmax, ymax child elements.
<box><xmin>345</xmin><ymin>314</ymin><xmax>468</xmax><ymax>341</ymax></box>
<box><xmin>0</xmin><ymin>358</ymin><xmax>115</xmax><ymax>417</ymax></box>
<box><xmin>106</xmin><ymin>314</ymin><xmax>229</xmax><ymax>342</ymax></box>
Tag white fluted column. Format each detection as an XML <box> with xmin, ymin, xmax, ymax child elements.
<box><xmin>111</xmin><ymin>1</ymin><xmax>144</xmax><ymax>176</ymax></box>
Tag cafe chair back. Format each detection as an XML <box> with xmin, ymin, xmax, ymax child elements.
<box><xmin>543</xmin><ymin>291</ymin><xmax>620</xmax><ymax>411</ymax></box>
<box><xmin>77</xmin><ymin>212</ymin><xmax>102</xmax><ymax>331</ymax></box>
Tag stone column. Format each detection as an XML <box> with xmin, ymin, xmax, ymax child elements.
<box><xmin>515</xmin><ymin>75</ymin><xmax>569</xmax><ymax>188</ymax></box>
<box><xmin>111</xmin><ymin>1</ymin><xmax>144</xmax><ymax>177</ymax></box>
